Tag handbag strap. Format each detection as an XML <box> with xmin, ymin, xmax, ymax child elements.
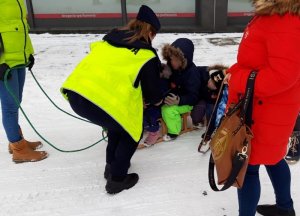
<box><xmin>198</xmin><ymin>80</ymin><xmax>225</xmax><ymax>153</ymax></box>
<box><xmin>208</xmin><ymin>70</ymin><xmax>257</xmax><ymax>191</ymax></box>
<box><xmin>241</xmin><ymin>71</ymin><xmax>257</xmax><ymax>126</ymax></box>
<box><xmin>209</xmin><ymin>153</ymin><xmax>248</xmax><ymax>191</ymax></box>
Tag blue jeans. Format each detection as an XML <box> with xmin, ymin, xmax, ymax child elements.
<box><xmin>0</xmin><ymin>67</ymin><xmax>26</xmax><ymax>142</ymax></box>
<box><xmin>238</xmin><ymin>159</ymin><xmax>294</xmax><ymax>216</ymax></box>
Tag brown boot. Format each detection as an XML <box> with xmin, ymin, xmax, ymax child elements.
<box><xmin>8</xmin><ymin>129</ymin><xmax>43</xmax><ymax>154</ymax></box>
<box><xmin>8</xmin><ymin>140</ymin><xmax>42</xmax><ymax>154</ymax></box>
<box><xmin>9</xmin><ymin>139</ymin><xmax>48</xmax><ymax>163</ymax></box>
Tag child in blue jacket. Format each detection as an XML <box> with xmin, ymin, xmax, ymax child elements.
<box><xmin>161</xmin><ymin>38</ymin><xmax>201</xmax><ymax>141</ymax></box>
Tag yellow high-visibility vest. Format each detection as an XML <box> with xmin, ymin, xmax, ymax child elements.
<box><xmin>61</xmin><ymin>41</ymin><xmax>156</xmax><ymax>142</ymax></box>
<box><xmin>0</xmin><ymin>0</ymin><xmax>34</xmax><ymax>66</ymax></box>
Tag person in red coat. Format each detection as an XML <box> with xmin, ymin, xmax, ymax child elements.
<box><xmin>227</xmin><ymin>0</ymin><xmax>300</xmax><ymax>215</ymax></box>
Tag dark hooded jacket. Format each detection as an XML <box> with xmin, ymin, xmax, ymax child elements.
<box><xmin>162</xmin><ymin>38</ymin><xmax>201</xmax><ymax>106</ymax></box>
<box><xmin>103</xmin><ymin>29</ymin><xmax>163</xmax><ymax>105</ymax></box>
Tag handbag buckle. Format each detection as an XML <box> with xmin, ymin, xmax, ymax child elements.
<box><xmin>238</xmin><ymin>146</ymin><xmax>248</xmax><ymax>159</ymax></box>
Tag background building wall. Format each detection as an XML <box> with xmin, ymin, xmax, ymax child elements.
<box><xmin>25</xmin><ymin>0</ymin><xmax>253</xmax><ymax>33</ymax></box>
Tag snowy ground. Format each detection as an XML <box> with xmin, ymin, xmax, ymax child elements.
<box><xmin>0</xmin><ymin>33</ymin><xmax>299</xmax><ymax>216</ymax></box>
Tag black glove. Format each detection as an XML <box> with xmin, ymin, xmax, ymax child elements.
<box><xmin>0</xmin><ymin>63</ymin><xmax>11</xmax><ymax>81</ymax></box>
<box><xmin>27</xmin><ymin>54</ymin><xmax>35</xmax><ymax>70</ymax></box>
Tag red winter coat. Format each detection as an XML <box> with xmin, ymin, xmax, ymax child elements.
<box><xmin>227</xmin><ymin>13</ymin><xmax>300</xmax><ymax>165</ymax></box>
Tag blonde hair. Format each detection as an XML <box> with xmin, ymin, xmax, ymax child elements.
<box><xmin>120</xmin><ymin>19</ymin><xmax>156</xmax><ymax>44</ymax></box>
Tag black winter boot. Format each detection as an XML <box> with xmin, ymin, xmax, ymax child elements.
<box><xmin>256</xmin><ymin>204</ymin><xmax>295</xmax><ymax>216</ymax></box>
<box><xmin>285</xmin><ymin>131</ymin><xmax>300</xmax><ymax>164</ymax></box>
<box><xmin>105</xmin><ymin>173</ymin><xmax>139</xmax><ymax>194</ymax></box>
<box><xmin>104</xmin><ymin>163</ymin><xmax>131</xmax><ymax>179</ymax></box>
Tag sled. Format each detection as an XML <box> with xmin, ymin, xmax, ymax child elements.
<box><xmin>138</xmin><ymin>112</ymin><xmax>196</xmax><ymax>149</ymax></box>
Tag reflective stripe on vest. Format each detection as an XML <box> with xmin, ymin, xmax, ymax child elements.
<box><xmin>61</xmin><ymin>41</ymin><xmax>156</xmax><ymax>142</ymax></box>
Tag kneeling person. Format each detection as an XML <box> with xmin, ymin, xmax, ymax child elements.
<box><xmin>161</xmin><ymin>38</ymin><xmax>201</xmax><ymax>141</ymax></box>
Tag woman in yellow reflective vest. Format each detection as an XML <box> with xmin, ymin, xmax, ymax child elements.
<box><xmin>0</xmin><ymin>0</ymin><xmax>48</xmax><ymax>163</ymax></box>
<box><xmin>61</xmin><ymin>5</ymin><xmax>163</xmax><ymax>194</ymax></box>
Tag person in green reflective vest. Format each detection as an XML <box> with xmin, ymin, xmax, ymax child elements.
<box><xmin>61</xmin><ymin>5</ymin><xmax>163</xmax><ymax>194</ymax></box>
<box><xmin>0</xmin><ymin>0</ymin><xmax>48</xmax><ymax>163</ymax></box>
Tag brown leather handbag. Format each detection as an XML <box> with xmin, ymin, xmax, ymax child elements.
<box><xmin>208</xmin><ymin>71</ymin><xmax>257</xmax><ymax>191</ymax></box>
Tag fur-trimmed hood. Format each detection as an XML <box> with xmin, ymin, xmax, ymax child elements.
<box><xmin>161</xmin><ymin>38</ymin><xmax>194</xmax><ymax>70</ymax></box>
<box><xmin>252</xmin><ymin>0</ymin><xmax>300</xmax><ymax>16</ymax></box>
